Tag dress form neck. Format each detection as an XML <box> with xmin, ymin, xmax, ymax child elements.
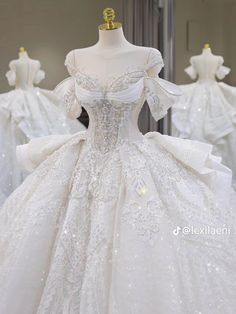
<box><xmin>19</xmin><ymin>51</ymin><xmax>29</xmax><ymax>60</ymax></box>
<box><xmin>96</xmin><ymin>27</ymin><xmax>131</xmax><ymax>50</ymax></box>
<box><xmin>202</xmin><ymin>47</ymin><xmax>212</xmax><ymax>56</ymax></box>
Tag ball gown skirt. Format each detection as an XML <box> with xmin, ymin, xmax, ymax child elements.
<box><xmin>0</xmin><ymin>48</ymin><xmax>235</xmax><ymax>314</ymax></box>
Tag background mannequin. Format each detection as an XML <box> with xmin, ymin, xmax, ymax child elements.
<box><xmin>7</xmin><ymin>47</ymin><xmax>45</xmax><ymax>90</ymax></box>
<box><xmin>184</xmin><ymin>43</ymin><xmax>229</xmax><ymax>81</ymax></box>
<box><xmin>0</xmin><ymin>47</ymin><xmax>85</xmax><ymax>205</ymax></box>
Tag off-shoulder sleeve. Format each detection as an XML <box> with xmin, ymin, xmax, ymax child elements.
<box><xmin>184</xmin><ymin>58</ymin><xmax>197</xmax><ymax>80</ymax></box>
<box><xmin>54</xmin><ymin>51</ymin><xmax>82</xmax><ymax>119</ymax></box>
<box><xmin>144</xmin><ymin>48</ymin><xmax>182</xmax><ymax>121</ymax></box>
<box><xmin>5</xmin><ymin>62</ymin><xmax>16</xmax><ymax>86</ymax></box>
<box><xmin>216</xmin><ymin>57</ymin><xmax>231</xmax><ymax>80</ymax></box>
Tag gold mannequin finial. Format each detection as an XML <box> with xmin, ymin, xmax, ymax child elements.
<box><xmin>99</xmin><ymin>8</ymin><xmax>122</xmax><ymax>30</ymax></box>
<box><xmin>204</xmin><ymin>43</ymin><xmax>210</xmax><ymax>49</ymax></box>
<box><xmin>19</xmin><ymin>47</ymin><xmax>26</xmax><ymax>53</ymax></box>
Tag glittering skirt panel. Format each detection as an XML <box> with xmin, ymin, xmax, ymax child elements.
<box><xmin>0</xmin><ymin>132</ymin><xmax>235</xmax><ymax>314</ymax></box>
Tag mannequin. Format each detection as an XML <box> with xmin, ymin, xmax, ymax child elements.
<box><xmin>69</xmin><ymin>9</ymin><xmax>158</xmax><ymax>82</ymax></box>
<box><xmin>9</xmin><ymin>47</ymin><xmax>41</xmax><ymax>89</ymax></box>
<box><xmin>18</xmin><ymin>47</ymin><xmax>30</xmax><ymax>59</ymax></box>
<box><xmin>0</xmin><ymin>47</ymin><xmax>86</xmax><ymax>205</ymax></box>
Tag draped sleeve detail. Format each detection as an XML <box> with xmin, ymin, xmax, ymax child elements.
<box><xmin>144</xmin><ymin>48</ymin><xmax>182</xmax><ymax>121</ymax></box>
<box><xmin>5</xmin><ymin>62</ymin><xmax>16</xmax><ymax>86</ymax></box>
<box><xmin>216</xmin><ymin>57</ymin><xmax>231</xmax><ymax>80</ymax></box>
<box><xmin>184</xmin><ymin>58</ymin><xmax>197</xmax><ymax>80</ymax></box>
<box><xmin>144</xmin><ymin>76</ymin><xmax>182</xmax><ymax>121</ymax></box>
<box><xmin>54</xmin><ymin>51</ymin><xmax>82</xmax><ymax>119</ymax></box>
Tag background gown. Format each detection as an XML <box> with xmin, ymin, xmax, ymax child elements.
<box><xmin>0</xmin><ymin>58</ymin><xmax>86</xmax><ymax>205</ymax></box>
<box><xmin>172</xmin><ymin>55</ymin><xmax>236</xmax><ymax>188</ymax></box>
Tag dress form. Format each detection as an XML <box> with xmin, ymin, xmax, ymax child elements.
<box><xmin>10</xmin><ymin>47</ymin><xmax>41</xmax><ymax>89</ymax></box>
<box><xmin>202</xmin><ymin>43</ymin><xmax>213</xmax><ymax>56</ymax></box>
<box><xmin>18</xmin><ymin>47</ymin><xmax>31</xmax><ymax>61</ymax></box>
<box><xmin>70</xmin><ymin>11</ymin><xmax>158</xmax><ymax>82</ymax></box>
<box><xmin>189</xmin><ymin>44</ymin><xmax>223</xmax><ymax>82</ymax></box>
<box><xmin>0</xmin><ymin>47</ymin><xmax>86</xmax><ymax>205</ymax></box>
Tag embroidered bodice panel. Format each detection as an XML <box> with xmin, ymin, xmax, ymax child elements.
<box><xmin>76</xmin><ymin>73</ymin><xmax>147</xmax><ymax>154</ymax></box>
<box><xmin>185</xmin><ymin>54</ymin><xmax>230</xmax><ymax>82</ymax></box>
<box><xmin>6</xmin><ymin>59</ymin><xmax>45</xmax><ymax>90</ymax></box>
<box><xmin>55</xmin><ymin>48</ymin><xmax>181</xmax><ymax>154</ymax></box>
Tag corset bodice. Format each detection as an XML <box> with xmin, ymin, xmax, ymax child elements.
<box><xmin>75</xmin><ymin>72</ymin><xmax>146</xmax><ymax>153</ymax></box>
<box><xmin>55</xmin><ymin>48</ymin><xmax>182</xmax><ymax>154</ymax></box>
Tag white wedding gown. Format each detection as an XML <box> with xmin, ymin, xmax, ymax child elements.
<box><xmin>0</xmin><ymin>58</ymin><xmax>85</xmax><ymax>205</ymax></box>
<box><xmin>0</xmin><ymin>48</ymin><xmax>236</xmax><ymax>314</ymax></box>
<box><xmin>172</xmin><ymin>53</ymin><xmax>236</xmax><ymax>188</ymax></box>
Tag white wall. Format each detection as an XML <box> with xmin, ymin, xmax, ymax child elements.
<box><xmin>0</xmin><ymin>0</ymin><xmax>122</xmax><ymax>91</ymax></box>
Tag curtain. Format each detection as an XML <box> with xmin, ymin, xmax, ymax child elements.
<box><xmin>121</xmin><ymin>0</ymin><xmax>169</xmax><ymax>134</ymax></box>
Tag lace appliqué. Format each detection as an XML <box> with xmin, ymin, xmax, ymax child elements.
<box><xmin>121</xmin><ymin>199</ymin><xmax>165</xmax><ymax>244</ymax></box>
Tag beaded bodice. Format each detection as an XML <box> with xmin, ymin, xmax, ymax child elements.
<box><xmin>55</xmin><ymin>48</ymin><xmax>181</xmax><ymax>154</ymax></box>
<box><xmin>75</xmin><ymin>71</ymin><xmax>147</xmax><ymax>154</ymax></box>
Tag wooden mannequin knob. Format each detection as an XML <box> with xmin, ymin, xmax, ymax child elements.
<box><xmin>204</xmin><ymin>43</ymin><xmax>210</xmax><ymax>49</ymax></box>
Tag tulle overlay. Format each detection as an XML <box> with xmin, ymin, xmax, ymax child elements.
<box><xmin>0</xmin><ymin>131</ymin><xmax>236</xmax><ymax>314</ymax></box>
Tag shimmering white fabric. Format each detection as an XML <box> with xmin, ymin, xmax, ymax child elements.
<box><xmin>0</xmin><ymin>60</ymin><xmax>86</xmax><ymax>205</ymax></box>
<box><xmin>0</xmin><ymin>48</ymin><xmax>236</xmax><ymax>314</ymax></box>
<box><xmin>172</xmin><ymin>54</ymin><xmax>236</xmax><ymax>188</ymax></box>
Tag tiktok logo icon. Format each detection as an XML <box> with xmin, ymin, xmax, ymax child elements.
<box><xmin>173</xmin><ymin>226</ymin><xmax>182</xmax><ymax>236</ymax></box>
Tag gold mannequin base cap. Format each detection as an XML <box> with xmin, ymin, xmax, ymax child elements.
<box><xmin>99</xmin><ymin>8</ymin><xmax>122</xmax><ymax>30</ymax></box>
